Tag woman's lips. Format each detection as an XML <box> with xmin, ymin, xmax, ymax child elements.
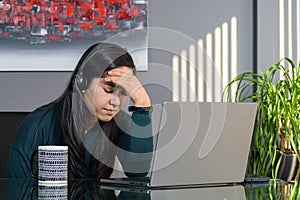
<box><xmin>104</xmin><ymin>108</ymin><xmax>116</xmax><ymax>115</ymax></box>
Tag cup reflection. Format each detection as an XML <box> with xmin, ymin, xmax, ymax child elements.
<box><xmin>38</xmin><ymin>184</ymin><xmax>68</xmax><ymax>200</ymax></box>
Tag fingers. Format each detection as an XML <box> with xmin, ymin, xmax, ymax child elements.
<box><xmin>105</xmin><ymin>67</ymin><xmax>134</xmax><ymax>85</ymax></box>
<box><xmin>105</xmin><ymin>67</ymin><xmax>132</xmax><ymax>84</ymax></box>
<box><xmin>104</xmin><ymin>73</ymin><xmax>135</xmax><ymax>87</ymax></box>
<box><xmin>107</xmin><ymin>66</ymin><xmax>133</xmax><ymax>77</ymax></box>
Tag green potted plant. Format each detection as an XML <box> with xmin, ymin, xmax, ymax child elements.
<box><xmin>223</xmin><ymin>57</ymin><xmax>300</xmax><ymax>182</ymax></box>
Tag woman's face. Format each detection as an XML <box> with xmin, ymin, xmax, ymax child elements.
<box><xmin>83</xmin><ymin>66</ymin><xmax>132</xmax><ymax>122</ymax></box>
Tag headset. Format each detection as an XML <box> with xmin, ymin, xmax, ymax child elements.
<box><xmin>73</xmin><ymin>43</ymin><xmax>100</xmax><ymax>91</ymax></box>
<box><xmin>72</xmin><ymin>43</ymin><xmax>104</xmax><ymax>116</ymax></box>
<box><xmin>74</xmin><ymin>72</ymin><xmax>96</xmax><ymax>116</ymax></box>
<box><xmin>75</xmin><ymin>71</ymin><xmax>89</xmax><ymax>91</ymax></box>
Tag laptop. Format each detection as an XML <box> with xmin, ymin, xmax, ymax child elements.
<box><xmin>101</xmin><ymin>102</ymin><xmax>257</xmax><ymax>188</ymax></box>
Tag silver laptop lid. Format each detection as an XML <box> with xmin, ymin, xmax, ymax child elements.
<box><xmin>150</xmin><ymin>102</ymin><xmax>257</xmax><ymax>187</ymax></box>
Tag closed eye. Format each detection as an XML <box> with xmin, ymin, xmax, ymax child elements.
<box><xmin>104</xmin><ymin>88</ymin><xmax>113</xmax><ymax>93</ymax></box>
<box><xmin>103</xmin><ymin>84</ymin><xmax>114</xmax><ymax>93</ymax></box>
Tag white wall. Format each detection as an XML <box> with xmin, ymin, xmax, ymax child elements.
<box><xmin>258</xmin><ymin>0</ymin><xmax>300</xmax><ymax>72</ymax></box>
<box><xmin>148</xmin><ymin>0</ymin><xmax>253</xmax><ymax>102</ymax></box>
<box><xmin>0</xmin><ymin>0</ymin><xmax>253</xmax><ymax>111</ymax></box>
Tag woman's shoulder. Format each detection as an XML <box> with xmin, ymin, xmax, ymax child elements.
<box><xmin>9</xmin><ymin>102</ymin><xmax>60</xmax><ymax>150</ymax></box>
<box><xmin>15</xmin><ymin>102</ymin><xmax>61</xmax><ymax>139</ymax></box>
<box><xmin>26</xmin><ymin>102</ymin><xmax>60</xmax><ymax>120</ymax></box>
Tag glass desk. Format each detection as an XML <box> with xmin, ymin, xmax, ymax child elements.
<box><xmin>0</xmin><ymin>178</ymin><xmax>299</xmax><ymax>199</ymax></box>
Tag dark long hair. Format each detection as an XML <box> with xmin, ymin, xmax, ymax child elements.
<box><xmin>55</xmin><ymin>43</ymin><xmax>136</xmax><ymax>179</ymax></box>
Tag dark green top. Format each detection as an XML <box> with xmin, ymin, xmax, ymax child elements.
<box><xmin>6</xmin><ymin>102</ymin><xmax>153</xmax><ymax>178</ymax></box>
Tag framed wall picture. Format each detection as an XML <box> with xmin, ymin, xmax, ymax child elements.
<box><xmin>0</xmin><ymin>0</ymin><xmax>148</xmax><ymax>71</ymax></box>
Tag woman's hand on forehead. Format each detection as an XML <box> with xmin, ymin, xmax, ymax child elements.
<box><xmin>104</xmin><ymin>66</ymin><xmax>151</xmax><ymax>107</ymax></box>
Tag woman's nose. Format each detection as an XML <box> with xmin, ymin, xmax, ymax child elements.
<box><xmin>110</xmin><ymin>93</ymin><xmax>121</xmax><ymax>106</ymax></box>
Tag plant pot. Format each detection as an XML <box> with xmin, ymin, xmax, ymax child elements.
<box><xmin>271</xmin><ymin>151</ymin><xmax>299</xmax><ymax>182</ymax></box>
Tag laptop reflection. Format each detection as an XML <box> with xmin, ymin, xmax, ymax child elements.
<box><xmin>100</xmin><ymin>184</ymin><xmax>246</xmax><ymax>200</ymax></box>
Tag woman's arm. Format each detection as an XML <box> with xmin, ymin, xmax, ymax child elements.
<box><xmin>116</xmin><ymin>111</ymin><xmax>153</xmax><ymax>177</ymax></box>
<box><xmin>6</xmin><ymin>113</ymin><xmax>41</xmax><ymax>178</ymax></box>
<box><xmin>6</xmin><ymin>103</ymin><xmax>63</xmax><ymax>178</ymax></box>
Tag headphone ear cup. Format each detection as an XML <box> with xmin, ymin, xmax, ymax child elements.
<box><xmin>75</xmin><ymin>72</ymin><xmax>88</xmax><ymax>90</ymax></box>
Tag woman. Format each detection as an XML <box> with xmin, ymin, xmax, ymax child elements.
<box><xmin>6</xmin><ymin>43</ymin><xmax>153</xmax><ymax>179</ymax></box>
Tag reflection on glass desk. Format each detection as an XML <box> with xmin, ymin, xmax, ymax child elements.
<box><xmin>1</xmin><ymin>178</ymin><xmax>300</xmax><ymax>200</ymax></box>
